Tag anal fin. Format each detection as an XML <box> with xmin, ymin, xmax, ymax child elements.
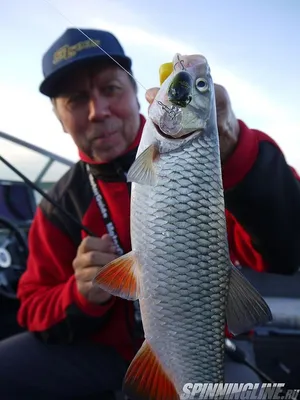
<box><xmin>226</xmin><ymin>265</ymin><xmax>273</xmax><ymax>336</ymax></box>
<box><xmin>93</xmin><ymin>251</ymin><xmax>140</xmax><ymax>301</ymax></box>
<box><xmin>123</xmin><ymin>340</ymin><xmax>179</xmax><ymax>400</ymax></box>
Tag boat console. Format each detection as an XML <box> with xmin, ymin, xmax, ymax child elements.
<box><xmin>0</xmin><ymin>180</ymin><xmax>35</xmax><ymax>296</ymax></box>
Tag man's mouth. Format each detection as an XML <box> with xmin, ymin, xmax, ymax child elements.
<box><xmin>91</xmin><ymin>131</ymin><xmax>118</xmax><ymax>141</ymax></box>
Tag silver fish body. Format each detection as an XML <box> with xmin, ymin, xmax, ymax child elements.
<box><xmin>131</xmin><ymin>96</ymin><xmax>228</xmax><ymax>389</ymax></box>
<box><xmin>94</xmin><ymin>54</ymin><xmax>272</xmax><ymax>400</ymax></box>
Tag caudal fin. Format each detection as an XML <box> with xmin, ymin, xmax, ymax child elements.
<box><xmin>123</xmin><ymin>340</ymin><xmax>179</xmax><ymax>400</ymax></box>
<box><xmin>226</xmin><ymin>265</ymin><xmax>273</xmax><ymax>336</ymax></box>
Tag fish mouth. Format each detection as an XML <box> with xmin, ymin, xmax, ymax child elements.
<box><xmin>153</xmin><ymin>123</ymin><xmax>197</xmax><ymax>140</ymax></box>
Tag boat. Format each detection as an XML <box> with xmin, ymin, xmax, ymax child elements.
<box><xmin>0</xmin><ymin>130</ymin><xmax>300</xmax><ymax>394</ymax></box>
<box><xmin>0</xmin><ymin>130</ymin><xmax>74</xmax><ymax>338</ymax></box>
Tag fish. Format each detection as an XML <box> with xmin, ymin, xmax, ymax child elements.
<box><xmin>93</xmin><ymin>53</ymin><xmax>272</xmax><ymax>400</ymax></box>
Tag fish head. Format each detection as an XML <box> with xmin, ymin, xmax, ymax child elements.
<box><xmin>149</xmin><ymin>53</ymin><xmax>217</xmax><ymax>152</ymax></box>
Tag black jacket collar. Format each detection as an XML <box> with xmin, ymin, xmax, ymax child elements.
<box><xmin>86</xmin><ymin>147</ymin><xmax>138</xmax><ymax>182</ymax></box>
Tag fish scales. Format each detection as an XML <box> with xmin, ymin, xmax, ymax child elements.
<box><xmin>131</xmin><ymin>133</ymin><xmax>229</xmax><ymax>388</ymax></box>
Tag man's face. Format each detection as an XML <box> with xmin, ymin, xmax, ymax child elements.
<box><xmin>54</xmin><ymin>62</ymin><xmax>140</xmax><ymax>163</ymax></box>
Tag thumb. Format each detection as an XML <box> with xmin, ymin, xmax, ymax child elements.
<box><xmin>145</xmin><ymin>87</ymin><xmax>159</xmax><ymax>104</ymax></box>
<box><xmin>214</xmin><ymin>84</ymin><xmax>231</xmax><ymax>112</ymax></box>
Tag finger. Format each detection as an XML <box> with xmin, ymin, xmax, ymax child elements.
<box><xmin>73</xmin><ymin>250</ymin><xmax>117</xmax><ymax>271</ymax></box>
<box><xmin>145</xmin><ymin>87</ymin><xmax>159</xmax><ymax>104</ymax></box>
<box><xmin>214</xmin><ymin>84</ymin><xmax>230</xmax><ymax>110</ymax></box>
<box><xmin>74</xmin><ymin>265</ymin><xmax>103</xmax><ymax>283</ymax></box>
<box><xmin>78</xmin><ymin>235</ymin><xmax>115</xmax><ymax>254</ymax></box>
<box><xmin>179</xmin><ymin>54</ymin><xmax>207</xmax><ymax>69</ymax></box>
<box><xmin>101</xmin><ymin>234</ymin><xmax>116</xmax><ymax>251</ymax></box>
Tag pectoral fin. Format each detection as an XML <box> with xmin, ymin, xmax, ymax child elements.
<box><xmin>127</xmin><ymin>144</ymin><xmax>159</xmax><ymax>186</ymax></box>
<box><xmin>123</xmin><ymin>340</ymin><xmax>179</xmax><ymax>400</ymax></box>
<box><xmin>226</xmin><ymin>266</ymin><xmax>273</xmax><ymax>335</ymax></box>
<box><xmin>93</xmin><ymin>251</ymin><xmax>140</xmax><ymax>300</ymax></box>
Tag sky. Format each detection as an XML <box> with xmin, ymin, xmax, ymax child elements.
<box><xmin>0</xmin><ymin>0</ymin><xmax>299</xmax><ymax>181</ymax></box>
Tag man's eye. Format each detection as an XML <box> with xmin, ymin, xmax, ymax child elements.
<box><xmin>104</xmin><ymin>85</ymin><xmax>121</xmax><ymax>95</ymax></box>
<box><xmin>69</xmin><ymin>92</ymin><xmax>89</xmax><ymax>104</ymax></box>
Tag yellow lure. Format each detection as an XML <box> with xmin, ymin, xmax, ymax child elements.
<box><xmin>159</xmin><ymin>62</ymin><xmax>173</xmax><ymax>85</ymax></box>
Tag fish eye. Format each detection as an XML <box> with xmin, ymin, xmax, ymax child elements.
<box><xmin>195</xmin><ymin>78</ymin><xmax>209</xmax><ymax>92</ymax></box>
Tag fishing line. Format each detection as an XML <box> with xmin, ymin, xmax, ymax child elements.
<box><xmin>43</xmin><ymin>0</ymin><xmax>149</xmax><ymax>92</ymax></box>
<box><xmin>41</xmin><ymin>2</ymin><xmax>204</xmax><ymax>134</ymax></box>
<box><xmin>42</xmin><ymin>0</ymin><xmax>187</xmax><ymax>125</ymax></box>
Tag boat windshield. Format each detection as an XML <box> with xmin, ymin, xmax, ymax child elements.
<box><xmin>0</xmin><ymin>131</ymin><xmax>74</xmax><ymax>206</ymax></box>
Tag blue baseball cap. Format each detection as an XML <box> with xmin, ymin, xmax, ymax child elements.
<box><xmin>39</xmin><ymin>28</ymin><xmax>132</xmax><ymax>97</ymax></box>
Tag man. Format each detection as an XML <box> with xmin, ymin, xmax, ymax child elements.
<box><xmin>0</xmin><ymin>27</ymin><xmax>299</xmax><ymax>399</ymax></box>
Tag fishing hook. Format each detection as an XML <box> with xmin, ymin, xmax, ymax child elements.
<box><xmin>174</xmin><ymin>54</ymin><xmax>185</xmax><ymax>71</ymax></box>
<box><xmin>157</xmin><ymin>101</ymin><xmax>181</xmax><ymax>120</ymax></box>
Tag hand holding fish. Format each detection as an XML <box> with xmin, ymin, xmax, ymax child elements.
<box><xmin>146</xmin><ymin>77</ymin><xmax>239</xmax><ymax>163</ymax></box>
<box><xmin>73</xmin><ymin>234</ymin><xmax>117</xmax><ymax>304</ymax></box>
<box><xmin>214</xmin><ymin>83</ymin><xmax>240</xmax><ymax>163</ymax></box>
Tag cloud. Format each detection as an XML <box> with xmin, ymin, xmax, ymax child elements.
<box><xmin>0</xmin><ymin>81</ymin><xmax>78</xmax><ymax>156</ymax></box>
<box><xmin>1</xmin><ymin>1</ymin><xmax>299</xmax><ymax>176</ymax></box>
<box><xmin>88</xmin><ymin>17</ymin><xmax>300</xmax><ymax>169</ymax></box>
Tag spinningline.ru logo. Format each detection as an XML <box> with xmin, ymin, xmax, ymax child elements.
<box><xmin>180</xmin><ymin>383</ymin><xmax>300</xmax><ymax>399</ymax></box>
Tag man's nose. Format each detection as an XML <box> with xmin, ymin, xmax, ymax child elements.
<box><xmin>88</xmin><ymin>94</ymin><xmax>111</xmax><ymax>121</ymax></box>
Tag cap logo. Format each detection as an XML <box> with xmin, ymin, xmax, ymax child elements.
<box><xmin>52</xmin><ymin>39</ymin><xmax>101</xmax><ymax>65</ymax></box>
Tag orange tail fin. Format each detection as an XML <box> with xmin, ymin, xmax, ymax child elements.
<box><xmin>123</xmin><ymin>340</ymin><xmax>179</xmax><ymax>400</ymax></box>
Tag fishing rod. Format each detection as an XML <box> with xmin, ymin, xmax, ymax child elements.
<box><xmin>0</xmin><ymin>152</ymin><xmax>139</xmax><ymax>352</ymax></box>
<box><xmin>0</xmin><ymin>154</ymin><xmax>96</xmax><ymax>237</ymax></box>
<box><xmin>225</xmin><ymin>338</ymin><xmax>275</xmax><ymax>383</ymax></box>
<box><xmin>225</xmin><ymin>339</ymin><xmax>299</xmax><ymax>398</ymax></box>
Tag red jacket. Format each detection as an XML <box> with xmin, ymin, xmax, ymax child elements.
<box><xmin>17</xmin><ymin>115</ymin><xmax>300</xmax><ymax>362</ymax></box>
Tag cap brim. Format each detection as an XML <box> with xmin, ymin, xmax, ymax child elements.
<box><xmin>39</xmin><ymin>54</ymin><xmax>132</xmax><ymax>97</ymax></box>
